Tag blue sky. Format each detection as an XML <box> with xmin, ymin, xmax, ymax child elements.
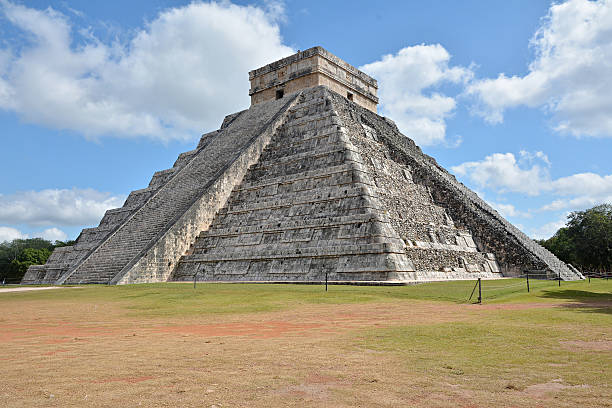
<box><xmin>1</xmin><ymin>0</ymin><xmax>611</xmax><ymax>242</ymax></box>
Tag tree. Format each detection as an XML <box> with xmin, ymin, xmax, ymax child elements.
<box><xmin>0</xmin><ymin>238</ymin><xmax>75</xmax><ymax>283</ymax></box>
<box><xmin>10</xmin><ymin>247</ymin><xmax>52</xmax><ymax>279</ymax></box>
<box><xmin>539</xmin><ymin>227</ymin><xmax>577</xmax><ymax>266</ymax></box>
<box><xmin>540</xmin><ymin>204</ymin><xmax>612</xmax><ymax>271</ymax></box>
<box><xmin>566</xmin><ymin>204</ymin><xmax>612</xmax><ymax>271</ymax></box>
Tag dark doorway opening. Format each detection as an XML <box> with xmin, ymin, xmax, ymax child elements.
<box><xmin>276</xmin><ymin>89</ymin><xmax>284</xmax><ymax>100</ymax></box>
<box><xmin>347</xmin><ymin>92</ymin><xmax>354</xmax><ymax>101</ymax></box>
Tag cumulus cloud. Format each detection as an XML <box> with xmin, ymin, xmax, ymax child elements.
<box><xmin>467</xmin><ymin>0</ymin><xmax>612</xmax><ymax>138</ymax></box>
<box><xmin>360</xmin><ymin>44</ymin><xmax>473</xmax><ymax>146</ymax></box>
<box><xmin>452</xmin><ymin>151</ymin><xmax>612</xmax><ymax>212</ymax></box>
<box><xmin>451</xmin><ymin>151</ymin><xmax>551</xmax><ymax>196</ymax></box>
<box><xmin>0</xmin><ymin>226</ymin><xmax>68</xmax><ymax>243</ymax></box>
<box><xmin>470</xmin><ymin>190</ymin><xmax>531</xmax><ymax>219</ymax></box>
<box><xmin>489</xmin><ymin>202</ymin><xmax>531</xmax><ymax>219</ymax></box>
<box><xmin>529</xmin><ymin>216</ymin><xmax>569</xmax><ymax>240</ymax></box>
<box><xmin>0</xmin><ymin>226</ymin><xmax>26</xmax><ymax>242</ymax></box>
<box><xmin>0</xmin><ymin>1</ymin><xmax>293</xmax><ymax>140</ymax></box>
<box><xmin>36</xmin><ymin>227</ymin><xmax>68</xmax><ymax>242</ymax></box>
<box><xmin>0</xmin><ymin>188</ymin><xmax>125</xmax><ymax>227</ymax></box>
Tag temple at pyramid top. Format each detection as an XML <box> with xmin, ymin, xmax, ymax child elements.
<box><xmin>249</xmin><ymin>46</ymin><xmax>379</xmax><ymax>112</ymax></box>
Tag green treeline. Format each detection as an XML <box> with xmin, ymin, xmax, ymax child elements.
<box><xmin>0</xmin><ymin>238</ymin><xmax>75</xmax><ymax>283</ymax></box>
<box><xmin>538</xmin><ymin>204</ymin><xmax>612</xmax><ymax>272</ymax></box>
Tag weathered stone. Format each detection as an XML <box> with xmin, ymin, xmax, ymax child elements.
<box><xmin>22</xmin><ymin>47</ymin><xmax>583</xmax><ymax>285</ymax></box>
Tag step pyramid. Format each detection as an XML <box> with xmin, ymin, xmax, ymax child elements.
<box><xmin>22</xmin><ymin>47</ymin><xmax>583</xmax><ymax>284</ymax></box>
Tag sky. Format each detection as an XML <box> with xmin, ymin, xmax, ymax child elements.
<box><xmin>1</xmin><ymin>0</ymin><xmax>611</xmax><ymax>243</ymax></box>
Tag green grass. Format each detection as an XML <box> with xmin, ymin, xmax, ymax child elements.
<box><xmin>0</xmin><ymin>278</ymin><xmax>609</xmax><ymax>318</ymax></box>
<box><xmin>357</xmin><ymin>318</ymin><xmax>611</xmax><ymax>389</ymax></box>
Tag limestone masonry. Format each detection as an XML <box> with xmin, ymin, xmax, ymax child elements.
<box><xmin>23</xmin><ymin>46</ymin><xmax>583</xmax><ymax>284</ymax></box>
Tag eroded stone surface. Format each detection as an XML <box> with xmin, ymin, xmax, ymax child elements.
<box><xmin>23</xmin><ymin>49</ymin><xmax>582</xmax><ymax>284</ymax></box>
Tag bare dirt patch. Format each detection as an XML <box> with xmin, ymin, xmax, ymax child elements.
<box><xmin>1</xmin><ymin>295</ymin><xmax>609</xmax><ymax>408</ymax></box>
<box><xmin>0</xmin><ymin>286</ymin><xmax>81</xmax><ymax>293</ymax></box>
<box><xmin>560</xmin><ymin>340</ymin><xmax>612</xmax><ymax>351</ymax></box>
<box><xmin>524</xmin><ymin>379</ymin><xmax>590</xmax><ymax>398</ymax></box>
<box><xmin>90</xmin><ymin>376</ymin><xmax>155</xmax><ymax>384</ymax></box>
<box><xmin>475</xmin><ymin>302</ymin><xmax>566</xmax><ymax>311</ymax></box>
<box><xmin>157</xmin><ymin>321</ymin><xmax>324</xmax><ymax>338</ymax></box>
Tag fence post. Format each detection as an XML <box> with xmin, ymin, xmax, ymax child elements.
<box><xmin>526</xmin><ymin>272</ymin><xmax>530</xmax><ymax>293</ymax></box>
<box><xmin>477</xmin><ymin>278</ymin><xmax>482</xmax><ymax>304</ymax></box>
<box><xmin>325</xmin><ymin>272</ymin><xmax>328</xmax><ymax>292</ymax></box>
<box><xmin>558</xmin><ymin>271</ymin><xmax>561</xmax><ymax>287</ymax></box>
<box><xmin>194</xmin><ymin>272</ymin><xmax>197</xmax><ymax>289</ymax></box>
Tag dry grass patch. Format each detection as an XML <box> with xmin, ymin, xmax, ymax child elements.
<box><xmin>0</xmin><ymin>280</ymin><xmax>610</xmax><ymax>407</ymax></box>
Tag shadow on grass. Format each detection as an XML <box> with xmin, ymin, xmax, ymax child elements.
<box><xmin>539</xmin><ymin>289</ymin><xmax>612</xmax><ymax>315</ymax></box>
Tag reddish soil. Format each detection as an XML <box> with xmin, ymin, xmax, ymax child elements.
<box><xmin>157</xmin><ymin>321</ymin><xmax>324</xmax><ymax>338</ymax></box>
<box><xmin>90</xmin><ymin>376</ymin><xmax>156</xmax><ymax>384</ymax></box>
<box><xmin>1</xmin><ymin>299</ymin><xmax>609</xmax><ymax>407</ymax></box>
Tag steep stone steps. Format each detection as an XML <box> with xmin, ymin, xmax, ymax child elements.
<box><xmin>172</xmin><ymin>88</ymin><xmax>414</xmax><ymax>282</ymax></box>
<box><xmin>59</xmin><ymin>94</ymin><xmax>299</xmax><ymax>284</ymax></box>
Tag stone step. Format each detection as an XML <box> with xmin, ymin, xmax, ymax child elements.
<box><xmin>204</xmin><ymin>213</ymin><xmax>389</xmax><ymax>236</ymax></box>
<box><xmin>257</xmin><ymin>130</ymin><xmax>348</xmax><ymax>162</ymax></box>
<box><xmin>236</xmin><ymin>163</ymin><xmax>369</xmax><ymax>192</ymax></box>
<box><xmin>195</xmin><ymin>234</ymin><xmax>404</xmax><ymax>255</ymax></box>
<box><xmin>60</xmin><ymin>93</ymin><xmax>300</xmax><ymax>285</ymax></box>
<box><xmin>182</xmin><ymin>242</ymin><xmax>406</xmax><ymax>263</ymax></box>
<box><xmin>263</xmin><ymin>123</ymin><xmax>345</xmax><ymax>152</ymax></box>
<box><xmin>215</xmin><ymin>196</ymin><xmax>380</xmax><ymax>223</ymax></box>
<box><xmin>224</xmin><ymin>184</ymin><xmax>376</xmax><ymax>213</ymax></box>
<box><xmin>211</xmin><ymin>204</ymin><xmax>376</xmax><ymax>230</ymax></box>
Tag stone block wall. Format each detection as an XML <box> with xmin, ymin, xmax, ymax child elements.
<box><xmin>328</xmin><ymin>90</ymin><xmax>582</xmax><ymax>280</ymax></box>
<box><xmin>249</xmin><ymin>46</ymin><xmax>378</xmax><ymax>113</ymax></box>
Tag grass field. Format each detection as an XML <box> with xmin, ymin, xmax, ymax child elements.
<box><xmin>0</xmin><ymin>279</ymin><xmax>610</xmax><ymax>407</ymax></box>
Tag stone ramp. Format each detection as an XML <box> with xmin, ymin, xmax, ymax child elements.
<box><xmin>55</xmin><ymin>94</ymin><xmax>299</xmax><ymax>285</ymax></box>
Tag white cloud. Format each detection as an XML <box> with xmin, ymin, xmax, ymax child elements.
<box><xmin>489</xmin><ymin>202</ymin><xmax>531</xmax><ymax>219</ymax></box>
<box><xmin>0</xmin><ymin>188</ymin><xmax>125</xmax><ymax>227</ymax></box>
<box><xmin>36</xmin><ymin>227</ymin><xmax>68</xmax><ymax>242</ymax></box>
<box><xmin>467</xmin><ymin>0</ymin><xmax>612</xmax><ymax>138</ymax></box>
<box><xmin>0</xmin><ymin>226</ymin><xmax>69</xmax><ymax>243</ymax></box>
<box><xmin>452</xmin><ymin>151</ymin><xmax>612</xmax><ymax>213</ymax></box>
<box><xmin>528</xmin><ymin>216</ymin><xmax>568</xmax><ymax>240</ymax></box>
<box><xmin>0</xmin><ymin>226</ymin><xmax>26</xmax><ymax>242</ymax></box>
<box><xmin>470</xmin><ymin>189</ymin><xmax>531</xmax><ymax>218</ymax></box>
<box><xmin>0</xmin><ymin>1</ymin><xmax>293</xmax><ymax>140</ymax></box>
<box><xmin>451</xmin><ymin>152</ymin><xmax>550</xmax><ymax>196</ymax></box>
<box><xmin>551</xmin><ymin>173</ymin><xmax>612</xmax><ymax>197</ymax></box>
<box><xmin>360</xmin><ymin>44</ymin><xmax>473</xmax><ymax>146</ymax></box>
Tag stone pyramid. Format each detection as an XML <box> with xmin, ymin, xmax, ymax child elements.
<box><xmin>23</xmin><ymin>47</ymin><xmax>583</xmax><ymax>285</ymax></box>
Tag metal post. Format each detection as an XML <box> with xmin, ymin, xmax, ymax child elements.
<box><xmin>194</xmin><ymin>272</ymin><xmax>197</xmax><ymax>289</ymax></box>
<box><xmin>588</xmin><ymin>275</ymin><xmax>591</xmax><ymax>283</ymax></box>
<box><xmin>477</xmin><ymin>278</ymin><xmax>482</xmax><ymax>304</ymax></box>
<box><xmin>325</xmin><ymin>272</ymin><xmax>328</xmax><ymax>292</ymax></box>
<box><xmin>558</xmin><ymin>271</ymin><xmax>561</xmax><ymax>287</ymax></box>
<box><xmin>526</xmin><ymin>272</ymin><xmax>530</xmax><ymax>293</ymax></box>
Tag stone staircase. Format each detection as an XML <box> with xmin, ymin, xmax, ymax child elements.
<box><xmin>51</xmin><ymin>94</ymin><xmax>297</xmax><ymax>284</ymax></box>
<box><xmin>21</xmin><ymin>139</ymin><xmax>210</xmax><ymax>284</ymax></box>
